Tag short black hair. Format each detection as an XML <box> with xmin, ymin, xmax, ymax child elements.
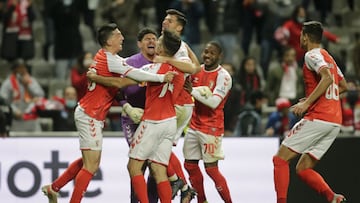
<box><xmin>137</xmin><ymin>27</ymin><xmax>158</xmax><ymax>41</ymax></box>
<box><xmin>166</xmin><ymin>9</ymin><xmax>187</xmax><ymax>27</ymax></box>
<box><xmin>161</xmin><ymin>29</ymin><xmax>181</xmax><ymax>56</ymax></box>
<box><xmin>97</xmin><ymin>23</ymin><xmax>118</xmax><ymax>47</ymax></box>
<box><xmin>207</xmin><ymin>41</ymin><xmax>223</xmax><ymax>54</ymax></box>
<box><xmin>302</xmin><ymin>21</ymin><xmax>323</xmax><ymax>43</ymax></box>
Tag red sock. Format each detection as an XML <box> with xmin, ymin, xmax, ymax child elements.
<box><xmin>273</xmin><ymin>156</ymin><xmax>289</xmax><ymax>202</ymax></box>
<box><xmin>297</xmin><ymin>169</ymin><xmax>334</xmax><ymax>202</ymax></box>
<box><xmin>131</xmin><ymin>175</ymin><xmax>149</xmax><ymax>203</ymax></box>
<box><xmin>52</xmin><ymin>158</ymin><xmax>83</xmax><ymax>192</ymax></box>
<box><xmin>70</xmin><ymin>168</ymin><xmax>93</xmax><ymax>203</ymax></box>
<box><xmin>169</xmin><ymin>152</ymin><xmax>187</xmax><ymax>183</ymax></box>
<box><xmin>157</xmin><ymin>180</ymin><xmax>172</xmax><ymax>203</ymax></box>
<box><xmin>205</xmin><ymin>166</ymin><xmax>232</xmax><ymax>203</ymax></box>
<box><xmin>184</xmin><ymin>162</ymin><xmax>206</xmax><ymax>203</ymax></box>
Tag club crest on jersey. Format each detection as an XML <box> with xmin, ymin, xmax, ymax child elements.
<box><xmin>209</xmin><ymin>81</ymin><xmax>215</xmax><ymax>89</ymax></box>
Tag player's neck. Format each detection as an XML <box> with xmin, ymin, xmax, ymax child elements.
<box><xmin>306</xmin><ymin>43</ymin><xmax>321</xmax><ymax>51</ymax></box>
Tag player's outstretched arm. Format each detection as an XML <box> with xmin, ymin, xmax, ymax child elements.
<box><xmin>153</xmin><ymin>56</ymin><xmax>195</xmax><ymax>74</ymax></box>
<box><xmin>87</xmin><ymin>71</ymin><xmax>137</xmax><ymax>88</ymax></box>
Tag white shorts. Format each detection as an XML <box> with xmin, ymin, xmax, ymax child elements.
<box><xmin>183</xmin><ymin>128</ymin><xmax>225</xmax><ymax>163</ymax></box>
<box><xmin>173</xmin><ymin>105</ymin><xmax>193</xmax><ymax>145</ymax></box>
<box><xmin>129</xmin><ymin>118</ymin><xmax>177</xmax><ymax>165</ymax></box>
<box><xmin>74</xmin><ymin>106</ymin><xmax>104</xmax><ymax>151</ymax></box>
<box><xmin>282</xmin><ymin>119</ymin><xmax>340</xmax><ymax>160</ymax></box>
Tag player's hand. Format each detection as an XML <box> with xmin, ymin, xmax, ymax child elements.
<box><xmin>290</xmin><ymin>101</ymin><xmax>309</xmax><ymax>117</ymax></box>
<box><xmin>183</xmin><ymin>79</ymin><xmax>193</xmax><ymax>93</ymax></box>
<box><xmin>195</xmin><ymin>86</ymin><xmax>212</xmax><ymax>98</ymax></box>
<box><xmin>164</xmin><ymin>71</ymin><xmax>177</xmax><ymax>83</ymax></box>
<box><xmin>123</xmin><ymin>103</ymin><xmax>144</xmax><ymax>124</ymax></box>
<box><xmin>86</xmin><ymin>69</ymin><xmax>97</xmax><ymax>82</ymax></box>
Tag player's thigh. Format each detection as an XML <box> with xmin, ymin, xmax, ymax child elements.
<box><xmin>283</xmin><ymin>119</ymin><xmax>339</xmax><ymax>160</ymax></box>
<box><xmin>183</xmin><ymin>128</ymin><xmax>202</xmax><ymax>160</ymax></box>
<box><xmin>130</xmin><ymin>120</ymin><xmax>176</xmax><ymax>161</ymax></box>
<box><xmin>306</xmin><ymin>122</ymin><xmax>340</xmax><ymax>160</ymax></box>
<box><xmin>74</xmin><ymin>107</ymin><xmax>104</xmax><ymax>151</ymax></box>
<box><xmin>174</xmin><ymin>105</ymin><xmax>193</xmax><ymax>144</ymax></box>
<box><xmin>151</xmin><ymin>119</ymin><xmax>177</xmax><ymax>165</ymax></box>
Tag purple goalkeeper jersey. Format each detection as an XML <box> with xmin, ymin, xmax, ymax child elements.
<box><xmin>121</xmin><ymin>53</ymin><xmax>151</xmax><ymax>145</ymax></box>
<box><xmin>122</xmin><ymin>53</ymin><xmax>150</xmax><ymax>108</ymax></box>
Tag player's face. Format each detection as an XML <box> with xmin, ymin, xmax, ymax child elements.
<box><xmin>162</xmin><ymin>15</ymin><xmax>182</xmax><ymax>34</ymax></box>
<box><xmin>108</xmin><ymin>28</ymin><xmax>124</xmax><ymax>52</ymax></box>
<box><xmin>201</xmin><ymin>44</ymin><xmax>221</xmax><ymax>70</ymax></box>
<box><xmin>155</xmin><ymin>37</ymin><xmax>164</xmax><ymax>56</ymax></box>
<box><xmin>138</xmin><ymin>33</ymin><xmax>157</xmax><ymax>57</ymax></box>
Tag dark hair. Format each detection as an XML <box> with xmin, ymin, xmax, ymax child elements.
<box><xmin>11</xmin><ymin>59</ymin><xmax>26</xmax><ymax>71</ymax></box>
<box><xmin>162</xmin><ymin>29</ymin><xmax>181</xmax><ymax>56</ymax></box>
<box><xmin>166</xmin><ymin>9</ymin><xmax>187</xmax><ymax>27</ymax></box>
<box><xmin>291</xmin><ymin>5</ymin><xmax>306</xmax><ymax>21</ymax></box>
<box><xmin>137</xmin><ymin>27</ymin><xmax>158</xmax><ymax>41</ymax></box>
<box><xmin>250</xmin><ymin>90</ymin><xmax>265</xmax><ymax>105</ymax></box>
<box><xmin>207</xmin><ymin>41</ymin><xmax>223</xmax><ymax>54</ymax></box>
<box><xmin>97</xmin><ymin>23</ymin><xmax>118</xmax><ymax>47</ymax></box>
<box><xmin>302</xmin><ymin>21</ymin><xmax>323</xmax><ymax>43</ymax></box>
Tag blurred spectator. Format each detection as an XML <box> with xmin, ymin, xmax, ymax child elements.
<box><xmin>52</xmin><ymin>86</ymin><xmax>77</xmax><ymax>131</ymax></box>
<box><xmin>0</xmin><ymin>60</ymin><xmax>45</xmax><ymax>131</ymax></box>
<box><xmin>274</xmin><ymin>4</ymin><xmax>340</xmax><ymax>66</ymax></box>
<box><xmin>265</xmin><ymin>97</ymin><xmax>298</xmax><ymax>138</ymax></box>
<box><xmin>201</xmin><ymin>0</ymin><xmax>218</xmax><ymax>35</ymax></box>
<box><xmin>0</xmin><ymin>96</ymin><xmax>12</xmax><ymax>137</ymax></box>
<box><xmin>241</xmin><ymin>0</ymin><xmax>263</xmax><ymax>56</ymax></box>
<box><xmin>70</xmin><ymin>51</ymin><xmax>93</xmax><ymax>100</ymax></box>
<box><xmin>258</xmin><ymin>0</ymin><xmax>295</xmax><ymax>78</ymax></box>
<box><xmin>302</xmin><ymin>0</ymin><xmax>332</xmax><ymax>24</ymax></box>
<box><xmin>352</xmin><ymin>32</ymin><xmax>360</xmax><ymax>78</ymax></box>
<box><xmin>222</xmin><ymin>63</ymin><xmax>241</xmax><ymax>136</ymax></box>
<box><xmin>1</xmin><ymin>0</ymin><xmax>35</xmax><ymax>65</ymax></box>
<box><xmin>83</xmin><ymin>0</ymin><xmax>99</xmax><ymax>41</ymax></box>
<box><xmin>237</xmin><ymin>56</ymin><xmax>265</xmax><ymax>106</ymax></box>
<box><xmin>213</xmin><ymin>0</ymin><xmax>242</xmax><ymax>67</ymax></box>
<box><xmin>36</xmin><ymin>86</ymin><xmax>78</xmax><ymax>131</ymax></box>
<box><xmin>171</xmin><ymin>0</ymin><xmax>204</xmax><ymax>57</ymax></box>
<box><xmin>233</xmin><ymin>90</ymin><xmax>267</xmax><ymax>137</ymax></box>
<box><xmin>341</xmin><ymin>79</ymin><xmax>360</xmax><ymax>136</ymax></box>
<box><xmin>40</xmin><ymin>0</ymin><xmax>55</xmax><ymax>62</ymax></box>
<box><xmin>49</xmin><ymin>0</ymin><xmax>86</xmax><ymax>80</ymax></box>
<box><xmin>102</xmin><ymin>0</ymin><xmax>152</xmax><ymax>57</ymax></box>
<box><xmin>266</xmin><ymin>46</ymin><xmax>304</xmax><ymax>105</ymax></box>
<box><xmin>154</xmin><ymin>0</ymin><xmax>172</xmax><ymax>34</ymax></box>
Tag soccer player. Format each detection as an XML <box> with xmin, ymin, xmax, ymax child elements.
<box><xmin>126</xmin><ymin>30</ymin><xmax>184</xmax><ymax>203</ymax></box>
<box><xmin>120</xmin><ymin>27</ymin><xmax>159</xmax><ymax>203</ymax></box>
<box><xmin>183</xmin><ymin>41</ymin><xmax>233</xmax><ymax>203</ymax></box>
<box><xmin>156</xmin><ymin>9</ymin><xmax>201</xmax><ymax>202</ymax></box>
<box><xmin>272</xmin><ymin>21</ymin><xmax>348</xmax><ymax>203</ymax></box>
<box><xmin>41</xmin><ymin>23</ymin><xmax>175</xmax><ymax>203</ymax></box>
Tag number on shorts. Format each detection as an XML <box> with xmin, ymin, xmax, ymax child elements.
<box><xmin>204</xmin><ymin>143</ymin><xmax>215</xmax><ymax>154</ymax></box>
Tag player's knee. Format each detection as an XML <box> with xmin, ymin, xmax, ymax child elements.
<box><xmin>273</xmin><ymin>156</ymin><xmax>288</xmax><ymax>167</ymax></box>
